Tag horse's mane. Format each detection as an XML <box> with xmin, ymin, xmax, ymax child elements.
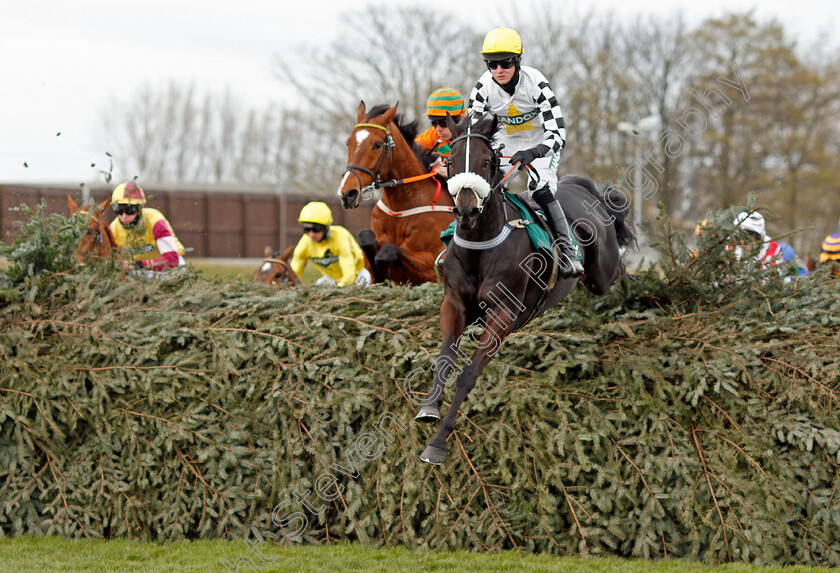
<box><xmin>366</xmin><ymin>104</ymin><xmax>420</xmax><ymax>144</ymax></box>
<box><xmin>366</xmin><ymin>104</ymin><xmax>428</xmax><ymax>167</ymax></box>
<box><xmin>559</xmin><ymin>174</ymin><xmax>635</xmax><ymax>248</ymax></box>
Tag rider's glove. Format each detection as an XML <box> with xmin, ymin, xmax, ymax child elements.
<box><xmin>510</xmin><ymin>145</ymin><xmax>548</xmax><ymax>170</ymax></box>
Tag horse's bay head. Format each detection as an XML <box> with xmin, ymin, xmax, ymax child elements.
<box><xmin>69</xmin><ymin>195</ymin><xmax>113</xmax><ymax>262</ymax></box>
<box><xmin>338</xmin><ymin>101</ymin><xmax>397</xmax><ymax>209</ymax></box>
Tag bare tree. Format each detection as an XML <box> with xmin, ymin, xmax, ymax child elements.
<box><xmin>99</xmin><ymin>81</ymin><xmax>318</xmax><ymax>188</ymax></box>
<box><xmin>686</xmin><ymin>12</ymin><xmax>840</xmax><ymax>252</ymax></box>
<box><xmin>621</xmin><ymin>12</ymin><xmax>693</xmax><ymax>221</ymax></box>
<box><xmin>275</xmin><ymin>5</ymin><xmax>483</xmax><ymax>123</ymax></box>
<box><xmin>96</xmin><ymin>4</ymin><xmax>840</xmax><ymax>242</ymax></box>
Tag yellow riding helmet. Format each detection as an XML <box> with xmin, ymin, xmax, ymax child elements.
<box><xmin>298</xmin><ymin>201</ymin><xmax>333</xmax><ymax>226</ymax></box>
<box><xmin>111</xmin><ymin>181</ymin><xmax>147</xmax><ymax>206</ymax></box>
<box><xmin>481</xmin><ymin>27</ymin><xmax>523</xmax><ymax>60</ymax></box>
<box><xmin>426</xmin><ymin>87</ymin><xmax>466</xmax><ymax>117</ymax></box>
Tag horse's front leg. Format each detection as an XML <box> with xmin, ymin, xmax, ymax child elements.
<box><xmin>420</xmin><ymin>306</ymin><xmax>513</xmax><ymax>465</ymax></box>
<box><xmin>357</xmin><ymin>229</ymin><xmax>385</xmax><ymax>283</ymax></box>
<box><xmin>415</xmin><ymin>295</ymin><xmax>466</xmax><ymax>423</ymax></box>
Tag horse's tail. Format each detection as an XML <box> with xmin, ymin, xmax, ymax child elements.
<box><xmin>559</xmin><ymin>175</ymin><xmax>635</xmax><ymax>248</ymax></box>
<box><xmin>599</xmin><ymin>183</ymin><xmax>635</xmax><ymax>248</ymax></box>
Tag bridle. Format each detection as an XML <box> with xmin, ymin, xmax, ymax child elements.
<box><xmin>447</xmin><ymin>123</ymin><xmax>502</xmax><ymax>212</ymax></box>
<box><xmin>343</xmin><ymin>122</ymin><xmax>396</xmax><ymax>200</ymax></box>
<box><xmin>258</xmin><ymin>257</ymin><xmax>293</xmax><ymax>285</ymax></box>
<box><xmin>263</xmin><ymin>257</ymin><xmax>290</xmax><ymax>272</ymax></box>
<box><xmin>80</xmin><ymin>214</ymin><xmax>114</xmax><ymax>257</ymax></box>
<box><xmin>343</xmin><ymin>122</ymin><xmax>440</xmax><ymax>202</ymax></box>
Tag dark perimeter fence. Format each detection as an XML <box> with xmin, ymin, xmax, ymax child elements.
<box><xmin>0</xmin><ymin>183</ymin><xmax>375</xmax><ymax>258</ymax></box>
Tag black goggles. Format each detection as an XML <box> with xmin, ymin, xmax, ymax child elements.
<box><xmin>113</xmin><ymin>204</ymin><xmax>140</xmax><ymax>216</ymax></box>
<box><xmin>486</xmin><ymin>57</ymin><xmax>517</xmax><ymax>70</ymax></box>
<box><xmin>302</xmin><ymin>223</ymin><xmax>325</xmax><ymax>234</ymax></box>
<box><xmin>429</xmin><ymin>117</ymin><xmax>449</xmax><ymax>128</ymax></box>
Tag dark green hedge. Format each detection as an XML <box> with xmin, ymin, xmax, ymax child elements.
<box><xmin>0</xmin><ymin>203</ymin><xmax>838</xmax><ymax>567</ymax></box>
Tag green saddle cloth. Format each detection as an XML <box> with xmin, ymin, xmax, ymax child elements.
<box><xmin>440</xmin><ymin>192</ymin><xmax>580</xmax><ymax>260</ymax></box>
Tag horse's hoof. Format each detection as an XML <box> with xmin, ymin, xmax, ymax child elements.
<box><xmin>415</xmin><ymin>405</ymin><xmax>440</xmax><ymax>422</ymax></box>
<box><xmin>420</xmin><ymin>445</ymin><xmax>447</xmax><ymax>465</ymax></box>
<box><xmin>358</xmin><ymin>229</ymin><xmax>376</xmax><ymax>250</ymax></box>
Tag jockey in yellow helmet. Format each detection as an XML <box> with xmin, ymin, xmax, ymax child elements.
<box><xmin>108</xmin><ymin>181</ymin><xmax>186</xmax><ymax>271</ymax></box>
<box><xmin>290</xmin><ymin>201</ymin><xmax>371</xmax><ymax>286</ymax></box>
<box><xmin>468</xmin><ymin>27</ymin><xmax>583</xmax><ymax>278</ymax></box>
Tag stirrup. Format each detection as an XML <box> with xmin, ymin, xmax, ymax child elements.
<box><xmin>557</xmin><ymin>249</ymin><xmax>584</xmax><ymax>278</ymax></box>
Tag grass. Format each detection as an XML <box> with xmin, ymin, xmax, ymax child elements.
<box><xmin>0</xmin><ymin>538</ymin><xmax>836</xmax><ymax>573</ymax></box>
<box><xmin>188</xmin><ymin>258</ymin><xmax>322</xmax><ymax>283</ymax></box>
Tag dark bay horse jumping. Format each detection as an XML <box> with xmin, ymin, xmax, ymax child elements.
<box><xmin>338</xmin><ymin>102</ymin><xmax>455</xmax><ymax>285</ymax></box>
<box><xmin>68</xmin><ymin>195</ymin><xmax>118</xmax><ymax>262</ymax></box>
<box><xmin>414</xmin><ymin>114</ymin><xmax>634</xmax><ymax>464</ymax></box>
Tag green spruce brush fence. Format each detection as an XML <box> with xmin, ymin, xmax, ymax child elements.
<box><xmin>0</xmin><ymin>201</ymin><xmax>838</xmax><ymax>567</ymax></box>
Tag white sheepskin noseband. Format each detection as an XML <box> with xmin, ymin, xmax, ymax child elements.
<box><xmin>447</xmin><ymin>172</ymin><xmax>492</xmax><ymax>211</ymax></box>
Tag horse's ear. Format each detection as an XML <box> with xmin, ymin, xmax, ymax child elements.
<box><xmin>446</xmin><ymin>112</ymin><xmax>461</xmax><ymax>135</ymax></box>
<box><xmin>96</xmin><ymin>196</ymin><xmax>111</xmax><ymax>214</ymax></box>
<box><xmin>488</xmin><ymin>113</ymin><xmax>499</xmax><ymax>136</ymax></box>
<box><xmin>382</xmin><ymin>104</ymin><xmax>398</xmax><ymax>126</ymax></box>
<box><xmin>264</xmin><ymin>245</ymin><xmax>272</xmax><ymax>258</ymax></box>
<box><xmin>357</xmin><ymin>101</ymin><xmax>366</xmax><ymax>122</ymax></box>
<box><xmin>280</xmin><ymin>244</ymin><xmax>295</xmax><ymax>261</ymax></box>
<box><xmin>68</xmin><ymin>195</ymin><xmax>79</xmax><ymax>215</ymax></box>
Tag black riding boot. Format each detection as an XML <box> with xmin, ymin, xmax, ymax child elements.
<box><xmin>533</xmin><ymin>188</ymin><xmax>584</xmax><ymax>278</ymax></box>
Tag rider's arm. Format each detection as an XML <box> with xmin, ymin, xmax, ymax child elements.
<box><xmin>336</xmin><ymin>229</ymin><xmax>360</xmax><ymax>287</ymax></box>
<box><xmin>531</xmin><ymin>69</ymin><xmax>566</xmax><ymax>153</ymax></box>
<box><xmin>467</xmin><ymin>73</ymin><xmax>491</xmax><ymax>117</ymax></box>
<box><xmin>290</xmin><ymin>238</ymin><xmax>309</xmax><ymax>279</ymax></box>
<box><xmin>141</xmin><ymin>219</ymin><xmax>181</xmax><ymax>270</ymax></box>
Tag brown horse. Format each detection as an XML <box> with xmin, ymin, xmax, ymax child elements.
<box><xmin>338</xmin><ymin>102</ymin><xmax>455</xmax><ymax>285</ymax></box>
<box><xmin>413</xmin><ymin>114</ymin><xmax>634</xmax><ymax>464</ymax></box>
<box><xmin>253</xmin><ymin>245</ymin><xmax>298</xmax><ymax>287</ymax></box>
<box><xmin>68</xmin><ymin>195</ymin><xmax>118</xmax><ymax>262</ymax></box>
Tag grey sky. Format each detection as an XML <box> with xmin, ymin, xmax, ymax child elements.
<box><xmin>1</xmin><ymin>0</ymin><xmax>835</xmax><ymax>184</ymax></box>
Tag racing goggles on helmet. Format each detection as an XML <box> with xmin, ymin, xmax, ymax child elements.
<box><xmin>113</xmin><ymin>204</ymin><xmax>141</xmax><ymax>216</ymax></box>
